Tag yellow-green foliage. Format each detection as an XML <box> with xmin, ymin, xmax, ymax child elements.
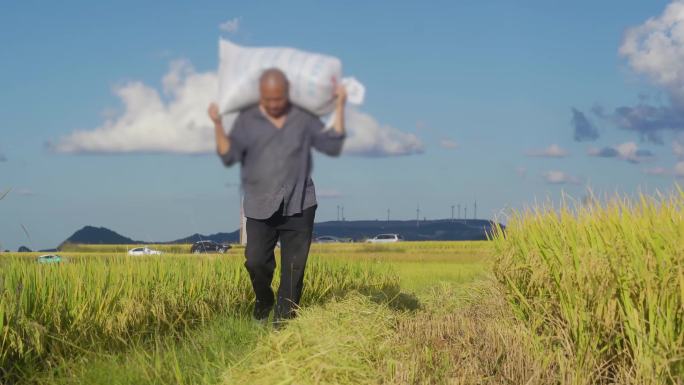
<box><xmin>0</xmin><ymin>255</ymin><xmax>398</xmax><ymax>380</ymax></box>
<box><xmin>309</xmin><ymin>240</ymin><xmax>492</xmax><ymax>263</ymax></box>
<box><xmin>490</xmin><ymin>187</ymin><xmax>684</xmax><ymax>384</ymax></box>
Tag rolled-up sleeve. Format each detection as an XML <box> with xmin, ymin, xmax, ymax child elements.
<box><xmin>310</xmin><ymin>118</ymin><xmax>345</xmax><ymax>157</ymax></box>
<box><xmin>220</xmin><ymin>115</ymin><xmax>246</xmax><ymax>167</ymax></box>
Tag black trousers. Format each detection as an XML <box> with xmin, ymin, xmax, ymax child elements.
<box><xmin>244</xmin><ymin>204</ymin><xmax>316</xmax><ymax>320</ymax></box>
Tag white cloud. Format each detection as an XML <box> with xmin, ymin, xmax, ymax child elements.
<box><xmin>643</xmin><ymin>166</ymin><xmax>670</xmax><ymax>175</ymax></box>
<box><xmin>587</xmin><ymin>141</ymin><xmax>655</xmax><ymax>164</ymax></box>
<box><xmin>615</xmin><ymin>142</ymin><xmax>650</xmax><ymax>161</ymax></box>
<box><xmin>219</xmin><ymin>17</ymin><xmax>240</xmax><ymax>33</ymax></box>
<box><xmin>51</xmin><ymin>60</ymin><xmax>423</xmax><ymax>157</ymax></box>
<box><xmin>15</xmin><ymin>188</ymin><xmax>35</xmax><ymax>197</ymax></box>
<box><xmin>316</xmin><ymin>189</ymin><xmax>343</xmax><ymax>199</ymax></box>
<box><xmin>620</xmin><ymin>1</ymin><xmax>684</xmax><ymax>105</ymax></box>
<box><xmin>642</xmin><ymin>161</ymin><xmax>684</xmax><ymax>177</ymax></box>
<box><xmin>542</xmin><ymin>170</ymin><xmax>581</xmax><ymax>185</ymax></box>
<box><xmin>675</xmin><ymin>161</ymin><xmax>684</xmax><ymax>177</ymax></box>
<box><xmin>525</xmin><ymin>144</ymin><xmax>569</xmax><ymax>158</ymax></box>
<box><xmin>674</xmin><ymin>135</ymin><xmax>684</xmax><ymax>158</ymax></box>
<box><xmin>439</xmin><ymin>138</ymin><xmax>458</xmax><ymax>149</ymax></box>
<box><xmin>341</xmin><ymin>107</ymin><xmax>424</xmax><ymax>156</ymax></box>
<box><xmin>51</xmin><ymin>60</ymin><xmax>217</xmax><ymax>154</ymax></box>
<box><xmin>515</xmin><ymin>166</ymin><xmax>527</xmax><ymax>178</ymax></box>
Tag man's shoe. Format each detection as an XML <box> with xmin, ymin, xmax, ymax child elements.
<box><xmin>272</xmin><ymin>318</ymin><xmax>289</xmax><ymax>331</ymax></box>
<box><xmin>251</xmin><ymin>316</ymin><xmax>269</xmax><ymax>327</ymax></box>
<box><xmin>252</xmin><ymin>301</ymin><xmax>273</xmax><ymax>321</ymax></box>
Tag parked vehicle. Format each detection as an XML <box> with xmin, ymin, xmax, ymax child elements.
<box><xmin>37</xmin><ymin>254</ymin><xmax>63</xmax><ymax>264</ymax></box>
<box><xmin>314</xmin><ymin>235</ymin><xmax>349</xmax><ymax>243</ymax></box>
<box><xmin>128</xmin><ymin>247</ymin><xmax>163</xmax><ymax>256</ymax></box>
<box><xmin>191</xmin><ymin>240</ymin><xmax>231</xmax><ymax>254</ymax></box>
<box><xmin>366</xmin><ymin>233</ymin><xmax>403</xmax><ymax>243</ymax></box>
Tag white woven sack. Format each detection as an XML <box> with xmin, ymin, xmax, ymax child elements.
<box><xmin>217</xmin><ymin>39</ymin><xmax>364</xmax><ymax>116</ymax></box>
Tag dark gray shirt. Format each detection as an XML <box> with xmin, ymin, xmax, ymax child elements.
<box><xmin>220</xmin><ymin>105</ymin><xmax>345</xmax><ymax>220</ymax></box>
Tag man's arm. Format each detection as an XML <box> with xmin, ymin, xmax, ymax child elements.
<box><xmin>331</xmin><ymin>84</ymin><xmax>347</xmax><ymax>135</ymax></box>
<box><xmin>209</xmin><ymin>103</ymin><xmax>231</xmax><ymax>156</ymax></box>
<box><xmin>311</xmin><ymin>86</ymin><xmax>348</xmax><ymax>157</ymax></box>
<box><xmin>209</xmin><ymin>103</ymin><xmax>244</xmax><ymax>167</ymax></box>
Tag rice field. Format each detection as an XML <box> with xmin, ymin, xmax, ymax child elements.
<box><xmin>0</xmin><ymin>253</ymin><xmax>401</xmax><ymax>383</ymax></box>
<box><xmin>1</xmin><ymin>187</ymin><xmax>683</xmax><ymax>384</ymax></box>
<box><xmin>490</xmin><ymin>187</ymin><xmax>684</xmax><ymax>384</ymax></box>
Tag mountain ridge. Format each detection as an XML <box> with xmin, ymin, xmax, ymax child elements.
<box><xmin>57</xmin><ymin>219</ymin><xmax>504</xmax><ymax>249</ymax></box>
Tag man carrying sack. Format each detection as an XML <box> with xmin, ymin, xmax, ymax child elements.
<box><xmin>208</xmin><ymin>68</ymin><xmax>347</xmax><ymax>327</ymax></box>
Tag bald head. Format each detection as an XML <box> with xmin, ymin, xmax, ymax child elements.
<box><xmin>259</xmin><ymin>68</ymin><xmax>289</xmax><ymax>90</ymax></box>
<box><xmin>259</xmin><ymin>68</ymin><xmax>290</xmax><ymax>118</ymax></box>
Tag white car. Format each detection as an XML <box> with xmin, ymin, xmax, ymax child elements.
<box><xmin>366</xmin><ymin>234</ymin><xmax>403</xmax><ymax>243</ymax></box>
<box><xmin>127</xmin><ymin>247</ymin><xmax>163</xmax><ymax>256</ymax></box>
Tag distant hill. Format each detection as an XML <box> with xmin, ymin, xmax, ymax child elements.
<box><xmin>59</xmin><ymin>226</ymin><xmax>139</xmax><ymax>248</ymax></box>
<box><xmin>57</xmin><ymin>219</ymin><xmax>503</xmax><ymax>248</ymax></box>
<box><xmin>169</xmin><ymin>231</ymin><xmax>240</xmax><ymax>244</ymax></box>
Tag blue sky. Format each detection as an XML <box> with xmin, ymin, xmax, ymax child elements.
<box><xmin>2</xmin><ymin>0</ymin><xmax>683</xmax><ymax>250</ymax></box>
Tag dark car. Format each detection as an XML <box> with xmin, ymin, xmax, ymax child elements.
<box><xmin>314</xmin><ymin>235</ymin><xmax>353</xmax><ymax>243</ymax></box>
<box><xmin>191</xmin><ymin>240</ymin><xmax>231</xmax><ymax>254</ymax></box>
